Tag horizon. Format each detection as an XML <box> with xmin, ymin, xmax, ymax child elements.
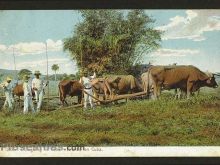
<box><xmin>0</xmin><ymin>10</ymin><xmax>220</xmax><ymax>74</ymax></box>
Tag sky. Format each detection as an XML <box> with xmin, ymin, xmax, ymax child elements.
<box><xmin>0</xmin><ymin>10</ymin><xmax>220</xmax><ymax>75</ymax></box>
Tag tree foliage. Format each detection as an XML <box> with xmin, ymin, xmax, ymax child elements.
<box><xmin>64</xmin><ymin>10</ymin><xmax>162</xmax><ymax>75</ymax></box>
<box><xmin>51</xmin><ymin>64</ymin><xmax>59</xmax><ymax>72</ymax></box>
<box><xmin>18</xmin><ymin>69</ymin><xmax>32</xmax><ymax>80</ymax></box>
<box><xmin>61</xmin><ymin>73</ymin><xmax>77</xmax><ymax>81</ymax></box>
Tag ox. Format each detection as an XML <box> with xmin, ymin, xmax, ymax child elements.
<box><xmin>91</xmin><ymin>78</ymin><xmax>112</xmax><ymax>102</ymax></box>
<box><xmin>105</xmin><ymin>75</ymin><xmax>143</xmax><ymax>100</ymax></box>
<box><xmin>142</xmin><ymin>64</ymin><xmax>186</xmax><ymax>99</ymax></box>
<box><xmin>13</xmin><ymin>83</ymin><xmax>35</xmax><ymax>106</ymax></box>
<box><xmin>141</xmin><ymin>71</ymin><xmax>185</xmax><ymax>99</ymax></box>
<box><xmin>148</xmin><ymin>65</ymin><xmax>218</xmax><ymax>99</ymax></box>
<box><xmin>58</xmin><ymin>80</ymin><xmax>83</xmax><ymax>106</ymax></box>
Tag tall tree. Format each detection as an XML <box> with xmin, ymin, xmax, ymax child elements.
<box><xmin>64</xmin><ymin>10</ymin><xmax>162</xmax><ymax>75</ymax></box>
<box><xmin>18</xmin><ymin>69</ymin><xmax>32</xmax><ymax>80</ymax></box>
<box><xmin>51</xmin><ymin>64</ymin><xmax>59</xmax><ymax>81</ymax></box>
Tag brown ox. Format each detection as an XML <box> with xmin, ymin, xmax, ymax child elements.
<box><xmin>106</xmin><ymin>75</ymin><xmax>143</xmax><ymax>100</ymax></box>
<box><xmin>58</xmin><ymin>80</ymin><xmax>83</xmax><ymax>106</ymax></box>
<box><xmin>91</xmin><ymin>78</ymin><xmax>112</xmax><ymax>102</ymax></box>
<box><xmin>13</xmin><ymin>83</ymin><xmax>35</xmax><ymax>106</ymax></box>
<box><xmin>141</xmin><ymin>71</ymin><xmax>186</xmax><ymax>99</ymax></box>
<box><xmin>149</xmin><ymin>65</ymin><xmax>218</xmax><ymax>99</ymax></box>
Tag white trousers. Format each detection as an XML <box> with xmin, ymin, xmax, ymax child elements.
<box><xmin>34</xmin><ymin>89</ymin><xmax>44</xmax><ymax>111</ymax></box>
<box><xmin>34</xmin><ymin>90</ymin><xmax>39</xmax><ymax>101</ymax></box>
<box><xmin>23</xmin><ymin>96</ymin><xmax>35</xmax><ymax>114</ymax></box>
<box><xmin>84</xmin><ymin>89</ymin><xmax>94</xmax><ymax>109</ymax></box>
<box><xmin>3</xmin><ymin>92</ymin><xmax>14</xmax><ymax>110</ymax></box>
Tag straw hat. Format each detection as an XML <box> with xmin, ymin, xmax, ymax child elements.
<box><xmin>6</xmin><ymin>76</ymin><xmax>12</xmax><ymax>81</ymax></box>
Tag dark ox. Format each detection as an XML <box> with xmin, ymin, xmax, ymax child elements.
<box><xmin>149</xmin><ymin>65</ymin><xmax>218</xmax><ymax>99</ymax></box>
<box><xmin>58</xmin><ymin>80</ymin><xmax>83</xmax><ymax>106</ymax></box>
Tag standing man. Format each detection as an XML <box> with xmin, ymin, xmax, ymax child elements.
<box><xmin>23</xmin><ymin>75</ymin><xmax>35</xmax><ymax>114</ymax></box>
<box><xmin>0</xmin><ymin>76</ymin><xmax>14</xmax><ymax>111</ymax></box>
<box><xmin>79</xmin><ymin>69</ymin><xmax>96</xmax><ymax>110</ymax></box>
<box><xmin>32</xmin><ymin>71</ymin><xmax>48</xmax><ymax>112</ymax></box>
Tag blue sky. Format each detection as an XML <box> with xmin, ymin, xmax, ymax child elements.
<box><xmin>0</xmin><ymin>10</ymin><xmax>219</xmax><ymax>75</ymax></box>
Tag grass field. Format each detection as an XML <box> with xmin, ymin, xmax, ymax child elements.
<box><xmin>0</xmin><ymin>86</ymin><xmax>219</xmax><ymax>146</ymax></box>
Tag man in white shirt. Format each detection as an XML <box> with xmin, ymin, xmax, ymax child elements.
<box><xmin>23</xmin><ymin>75</ymin><xmax>35</xmax><ymax>114</ymax></box>
<box><xmin>0</xmin><ymin>76</ymin><xmax>14</xmax><ymax>111</ymax></box>
<box><xmin>32</xmin><ymin>71</ymin><xmax>48</xmax><ymax>112</ymax></box>
<box><xmin>79</xmin><ymin>69</ymin><xmax>96</xmax><ymax>110</ymax></box>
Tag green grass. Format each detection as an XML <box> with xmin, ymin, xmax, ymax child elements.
<box><xmin>0</xmin><ymin>87</ymin><xmax>219</xmax><ymax>146</ymax></box>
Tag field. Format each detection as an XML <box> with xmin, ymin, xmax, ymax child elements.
<box><xmin>0</xmin><ymin>83</ymin><xmax>219</xmax><ymax>146</ymax></box>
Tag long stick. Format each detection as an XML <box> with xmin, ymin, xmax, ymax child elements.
<box><xmin>57</xmin><ymin>100</ymin><xmax>102</xmax><ymax>109</ymax></box>
<box><xmin>12</xmin><ymin>47</ymin><xmax>18</xmax><ymax>83</ymax></box>
<box><xmin>77</xmin><ymin>16</ymin><xmax>83</xmax><ymax>73</ymax></box>
<box><xmin>59</xmin><ymin>91</ymin><xmax>148</xmax><ymax>109</ymax></box>
<box><xmin>45</xmin><ymin>42</ymin><xmax>49</xmax><ymax>111</ymax></box>
<box><xmin>83</xmin><ymin>90</ymin><xmax>147</xmax><ymax>104</ymax></box>
<box><xmin>80</xmin><ymin>35</ymin><xmax>83</xmax><ymax>72</ymax></box>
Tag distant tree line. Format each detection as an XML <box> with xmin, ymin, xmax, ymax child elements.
<box><xmin>16</xmin><ymin>69</ymin><xmax>78</xmax><ymax>81</ymax></box>
<box><xmin>48</xmin><ymin>73</ymin><xmax>79</xmax><ymax>81</ymax></box>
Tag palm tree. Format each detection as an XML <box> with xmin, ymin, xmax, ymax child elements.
<box><xmin>51</xmin><ymin>64</ymin><xmax>59</xmax><ymax>81</ymax></box>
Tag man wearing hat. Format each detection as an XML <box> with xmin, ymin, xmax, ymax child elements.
<box><xmin>23</xmin><ymin>75</ymin><xmax>35</xmax><ymax>114</ymax></box>
<box><xmin>32</xmin><ymin>71</ymin><xmax>48</xmax><ymax>112</ymax></box>
<box><xmin>0</xmin><ymin>76</ymin><xmax>14</xmax><ymax>111</ymax></box>
<box><xmin>79</xmin><ymin>69</ymin><xmax>96</xmax><ymax>110</ymax></box>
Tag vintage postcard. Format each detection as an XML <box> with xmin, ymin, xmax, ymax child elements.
<box><xmin>0</xmin><ymin>9</ymin><xmax>219</xmax><ymax>157</ymax></box>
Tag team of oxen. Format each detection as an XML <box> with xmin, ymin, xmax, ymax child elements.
<box><xmin>57</xmin><ymin>65</ymin><xmax>219</xmax><ymax>106</ymax></box>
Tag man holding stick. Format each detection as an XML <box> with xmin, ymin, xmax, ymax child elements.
<box><xmin>23</xmin><ymin>75</ymin><xmax>35</xmax><ymax>114</ymax></box>
<box><xmin>32</xmin><ymin>71</ymin><xmax>48</xmax><ymax>112</ymax></box>
<box><xmin>0</xmin><ymin>76</ymin><xmax>14</xmax><ymax>111</ymax></box>
<box><xmin>79</xmin><ymin>69</ymin><xmax>96</xmax><ymax>110</ymax></box>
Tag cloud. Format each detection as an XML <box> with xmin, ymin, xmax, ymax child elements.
<box><xmin>0</xmin><ymin>56</ymin><xmax>77</xmax><ymax>74</ymax></box>
<box><xmin>16</xmin><ymin>58</ymin><xmax>69</xmax><ymax>69</ymax></box>
<box><xmin>46</xmin><ymin>39</ymin><xmax>63</xmax><ymax>52</ymax></box>
<box><xmin>150</xmin><ymin>48</ymin><xmax>200</xmax><ymax>57</ymax></box>
<box><xmin>0</xmin><ymin>39</ymin><xmax>63</xmax><ymax>56</ymax></box>
<box><xmin>3</xmin><ymin>61</ymin><xmax>10</xmax><ymax>67</ymax></box>
<box><xmin>156</xmin><ymin>10</ymin><xmax>220</xmax><ymax>41</ymax></box>
<box><xmin>0</xmin><ymin>44</ymin><xmax>7</xmax><ymax>52</ymax></box>
<box><xmin>65</xmin><ymin>62</ymin><xmax>73</xmax><ymax>68</ymax></box>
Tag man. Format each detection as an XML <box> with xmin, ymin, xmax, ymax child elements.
<box><xmin>0</xmin><ymin>76</ymin><xmax>14</xmax><ymax>111</ymax></box>
<box><xmin>23</xmin><ymin>75</ymin><xmax>35</xmax><ymax>114</ymax></box>
<box><xmin>79</xmin><ymin>69</ymin><xmax>96</xmax><ymax>110</ymax></box>
<box><xmin>32</xmin><ymin>71</ymin><xmax>48</xmax><ymax>112</ymax></box>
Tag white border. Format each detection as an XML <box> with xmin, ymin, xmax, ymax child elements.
<box><xmin>0</xmin><ymin>146</ymin><xmax>220</xmax><ymax>157</ymax></box>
